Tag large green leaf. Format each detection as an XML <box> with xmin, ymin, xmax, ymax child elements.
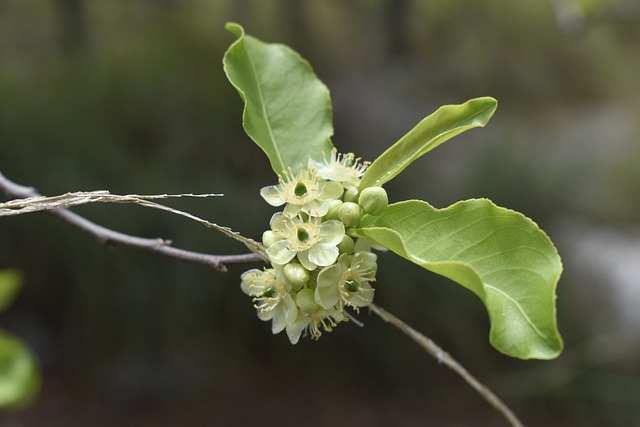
<box><xmin>223</xmin><ymin>23</ymin><xmax>333</xmax><ymax>175</ymax></box>
<box><xmin>356</xmin><ymin>199</ymin><xmax>563</xmax><ymax>359</ymax></box>
<box><xmin>359</xmin><ymin>97</ymin><xmax>498</xmax><ymax>189</ymax></box>
<box><xmin>0</xmin><ymin>330</ymin><xmax>40</xmax><ymax>408</ymax></box>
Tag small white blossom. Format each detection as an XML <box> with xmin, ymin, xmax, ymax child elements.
<box><xmin>315</xmin><ymin>252</ymin><xmax>377</xmax><ymax>310</ymax></box>
<box><xmin>309</xmin><ymin>148</ymin><xmax>369</xmax><ymax>188</ymax></box>
<box><xmin>285</xmin><ymin>307</ymin><xmax>347</xmax><ymax>344</ymax></box>
<box><xmin>266</xmin><ymin>213</ymin><xmax>345</xmax><ymax>270</ymax></box>
<box><xmin>242</xmin><ymin>149</ymin><xmax>381</xmax><ymax>344</ymax></box>
<box><xmin>241</xmin><ymin>268</ymin><xmax>298</xmax><ymax>334</ymax></box>
<box><xmin>260</xmin><ymin>168</ymin><xmax>343</xmax><ymax>218</ymax></box>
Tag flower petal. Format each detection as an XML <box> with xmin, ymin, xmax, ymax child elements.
<box><xmin>316</xmin><ymin>285</ymin><xmax>340</xmax><ymax>310</ymax></box>
<box><xmin>349</xmin><ymin>283</ymin><xmax>375</xmax><ymax>307</ymax></box>
<box><xmin>240</xmin><ymin>269</ymin><xmax>261</xmax><ymax>295</ymax></box>
<box><xmin>297</xmin><ymin>251</ymin><xmax>317</xmax><ymax>271</ymax></box>
<box><xmin>258</xmin><ymin>309</ymin><xmax>275</xmax><ymax>322</ymax></box>
<box><xmin>319</xmin><ymin>220</ymin><xmax>345</xmax><ymax>245</ymax></box>
<box><xmin>304</xmin><ymin>200</ymin><xmax>330</xmax><ymax>217</ymax></box>
<box><xmin>316</xmin><ymin>265</ymin><xmax>343</xmax><ymax>309</ymax></box>
<box><xmin>267</xmin><ymin>240</ymin><xmax>296</xmax><ymax>265</ymax></box>
<box><xmin>269</xmin><ymin>212</ymin><xmax>287</xmax><ymax>232</ymax></box>
<box><xmin>283</xmin><ymin>295</ymin><xmax>299</xmax><ymax>325</ymax></box>
<box><xmin>317</xmin><ymin>264</ymin><xmax>343</xmax><ymax>289</ymax></box>
<box><xmin>271</xmin><ymin>305</ymin><xmax>288</xmax><ymax>334</ymax></box>
<box><xmin>352</xmin><ymin>252</ymin><xmax>377</xmax><ymax>270</ymax></box>
<box><xmin>319</xmin><ymin>181</ymin><xmax>344</xmax><ymax>200</ymax></box>
<box><xmin>354</xmin><ymin>238</ymin><xmax>371</xmax><ymax>253</ymax></box>
<box><xmin>260</xmin><ymin>185</ymin><xmax>285</xmax><ymax>206</ymax></box>
<box><xmin>283</xmin><ymin>202</ymin><xmax>301</xmax><ymax>218</ymax></box>
<box><xmin>286</xmin><ymin>316</ymin><xmax>311</xmax><ymax>344</ymax></box>
<box><xmin>308</xmin><ymin>243</ymin><xmax>339</xmax><ymax>267</ymax></box>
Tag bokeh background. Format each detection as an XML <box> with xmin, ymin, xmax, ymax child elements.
<box><xmin>1</xmin><ymin>0</ymin><xmax>639</xmax><ymax>425</ymax></box>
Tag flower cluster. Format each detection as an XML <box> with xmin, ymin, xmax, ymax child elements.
<box><xmin>241</xmin><ymin>149</ymin><xmax>389</xmax><ymax>344</ymax></box>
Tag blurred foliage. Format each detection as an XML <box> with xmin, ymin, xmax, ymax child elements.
<box><xmin>0</xmin><ymin>270</ymin><xmax>40</xmax><ymax>408</ymax></box>
<box><xmin>0</xmin><ymin>270</ymin><xmax>22</xmax><ymax>313</ymax></box>
<box><xmin>0</xmin><ymin>0</ymin><xmax>639</xmax><ymax>426</ymax></box>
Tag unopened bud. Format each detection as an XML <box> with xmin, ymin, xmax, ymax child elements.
<box><xmin>338</xmin><ymin>202</ymin><xmax>362</xmax><ymax>227</ymax></box>
<box><xmin>343</xmin><ymin>186</ymin><xmax>359</xmax><ymax>203</ymax></box>
<box><xmin>359</xmin><ymin>187</ymin><xmax>388</xmax><ymax>215</ymax></box>
<box><xmin>337</xmin><ymin>235</ymin><xmax>355</xmax><ymax>254</ymax></box>
<box><xmin>284</xmin><ymin>263</ymin><xmax>309</xmax><ymax>290</ymax></box>
<box><xmin>296</xmin><ymin>288</ymin><xmax>321</xmax><ymax>313</ymax></box>
<box><xmin>324</xmin><ymin>199</ymin><xmax>343</xmax><ymax>221</ymax></box>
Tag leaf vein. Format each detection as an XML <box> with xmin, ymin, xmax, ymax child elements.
<box><xmin>246</xmin><ymin>44</ymin><xmax>284</xmax><ymax>172</ymax></box>
<box><xmin>484</xmin><ymin>284</ymin><xmax>550</xmax><ymax>344</ymax></box>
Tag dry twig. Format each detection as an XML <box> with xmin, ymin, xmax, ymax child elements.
<box><xmin>0</xmin><ymin>172</ymin><xmax>265</xmax><ymax>271</ymax></box>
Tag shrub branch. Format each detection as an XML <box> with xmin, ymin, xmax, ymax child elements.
<box><xmin>0</xmin><ymin>172</ymin><xmax>264</xmax><ymax>272</ymax></box>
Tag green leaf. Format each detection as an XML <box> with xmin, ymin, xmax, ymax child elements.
<box><xmin>223</xmin><ymin>23</ymin><xmax>333</xmax><ymax>175</ymax></box>
<box><xmin>0</xmin><ymin>330</ymin><xmax>40</xmax><ymax>408</ymax></box>
<box><xmin>0</xmin><ymin>270</ymin><xmax>22</xmax><ymax>313</ymax></box>
<box><xmin>356</xmin><ymin>199</ymin><xmax>563</xmax><ymax>359</ymax></box>
<box><xmin>359</xmin><ymin>97</ymin><xmax>498</xmax><ymax>189</ymax></box>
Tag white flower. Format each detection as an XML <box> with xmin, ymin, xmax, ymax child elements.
<box><xmin>266</xmin><ymin>213</ymin><xmax>345</xmax><ymax>270</ymax></box>
<box><xmin>241</xmin><ymin>268</ymin><xmax>298</xmax><ymax>334</ymax></box>
<box><xmin>309</xmin><ymin>148</ymin><xmax>369</xmax><ymax>188</ymax></box>
<box><xmin>285</xmin><ymin>307</ymin><xmax>347</xmax><ymax>344</ymax></box>
<box><xmin>315</xmin><ymin>252</ymin><xmax>377</xmax><ymax>310</ymax></box>
<box><xmin>260</xmin><ymin>168</ymin><xmax>343</xmax><ymax>218</ymax></box>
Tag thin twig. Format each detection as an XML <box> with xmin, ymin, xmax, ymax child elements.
<box><xmin>0</xmin><ymin>189</ymin><xmax>267</xmax><ymax>257</ymax></box>
<box><xmin>0</xmin><ymin>172</ymin><xmax>265</xmax><ymax>272</ymax></box>
<box><xmin>369</xmin><ymin>303</ymin><xmax>526</xmax><ymax>427</ymax></box>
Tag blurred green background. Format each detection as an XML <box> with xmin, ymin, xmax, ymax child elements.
<box><xmin>1</xmin><ymin>0</ymin><xmax>640</xmax><ymax>425</ymax></box>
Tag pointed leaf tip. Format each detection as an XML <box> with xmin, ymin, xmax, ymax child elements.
<box><xmin>225</xmin><ymin>22</ymin><xmax>244</xmax><ymax>38</ymax></box>
<box><xmin>360</xmin><ymin>97</ymin><xmax>499</xmax><ymax>189</ymax></box>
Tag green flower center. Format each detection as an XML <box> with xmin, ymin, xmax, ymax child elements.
<box><xmin>294</xmin><ymin>182</ymin><xmax>308</xmax><ymax>197</ymax></box>
<box><xmin>297</xmin><ymin>227</ymin><xmax>310</xmax><ymax>242</ymax></box>
<box><xmin>261</xmin><ymin>286</ymin><xmax>276</xmax><ymax>298</ymax></box>
<box><xmin>344</xmin><ymin>279</ymin><xmax>360</xmax><ymax>293</ymax></box>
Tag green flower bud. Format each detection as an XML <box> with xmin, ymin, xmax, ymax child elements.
<box><xmin>338</xmin><ymin>202</ymin><xmax>362</xmax><ymax>227</ymax></box>
<box><xmin>324</xmin><ymin>199</ymin><xmax>343</xmax><ymax>221</ymax></box>
<box><xmin>284</xmin><ymin>263</ymin><xmax>309</xmax><ymax>290</ymax></box>
<box><xmin>262</xmin><ymin>230</ymin><xmax>283</xmax><ymax>248</ymax></box>
<box><xmin>358</xmin><ymin>187</ymin><xmax>388</xmax><ymax>215</ymax></box>
<box><xmin>343</xmin><ymin>186</ymin><xmax>359</xmax><ymax>203</ymax></box>
<box><xmin>296</xmin><ymin>288</ymin><xmax>321</xmax><ymax>313</ymax></box>
<box><xmin>337</xmin><ymin>235</ymin><xmax>355</xmax><ymax>254</ymax></box>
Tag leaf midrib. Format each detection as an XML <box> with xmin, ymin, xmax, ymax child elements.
<box><xmin>245</xmin><ymin>41</ymin><xmax>284</xmax><ymax>173</ymax></box>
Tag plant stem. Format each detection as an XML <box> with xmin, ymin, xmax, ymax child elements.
<box><xmin>369</xmin><ymin>303</ymin><xmax>526</xmax><ymax>427</ymax></box>
<box><xmin>0</xmin><ymin>172</ymin><xmax>264</xmax><ymax>272</ymax></box>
